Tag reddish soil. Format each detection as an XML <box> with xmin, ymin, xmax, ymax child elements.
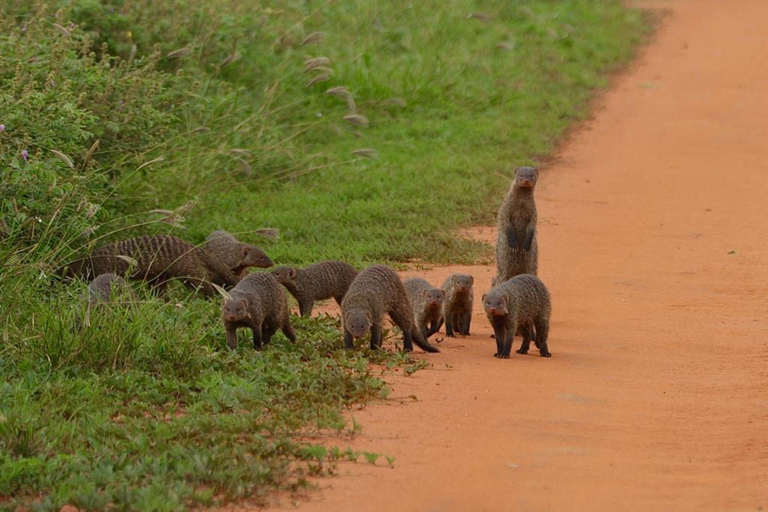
<box><xmin>259</xmin><ymin>1</ymin><xmax>768</xmax><ymax>510</ymax></box>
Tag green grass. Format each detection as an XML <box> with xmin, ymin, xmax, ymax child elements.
<box><xmin>0</xmin><ymin>0</ymin><xmax>653</xmax><ymax>510</ymax></box>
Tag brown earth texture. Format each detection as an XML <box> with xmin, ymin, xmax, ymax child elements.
<box><xmin>250</xmin><ymin>0</ymin><xmax>768</xmax><ymax>510</ymax></box>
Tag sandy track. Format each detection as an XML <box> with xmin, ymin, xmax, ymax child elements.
<box><xmin>261</xmin><ymin>1</ymin><xmax>768</xmax><ymax>510</ymax></box>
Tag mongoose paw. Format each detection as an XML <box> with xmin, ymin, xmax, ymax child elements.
<box><xmin>499</xmin><ymin>353</ymin><xmax>510</xmax><ymax>359</ymax></box>
<box><xmin>446</xmin><ymin>333</ymin><xmax>456</xmax><ymax>338</ymax></box>
<box><xmin>490</xmin><ymin>334</ymin><xmax>496</xmax><ymax>339</ymax></box>
<box><xmin>493</xmin><ymin>353</ymin><xmax>500</xmax><ymax>358</ymax></box>
<box><xmin>540</xmin><ymin>351</ymin><xmax>552</xmax><ymax>358</ymax></box>
<box><xmin>516</xmin><ymin>348</ymin><xmax>528</xmax><ymax>355</ymax></box>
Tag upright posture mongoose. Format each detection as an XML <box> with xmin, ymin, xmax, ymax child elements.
<box><xmin>495</xmin><ymin>167</ymin><xmax>539</xmax><ymax>284</ymax></box>
<box><xmin>403</xmin><ymin>277</ymin><xmax>445</xmax><ymax>339</ymax></box>
<box><xmin>204</xmin><ymin>230</ymin><xmax>274</xmax><ymax>278</ymax></box>
<box><xmin>221</xmin><ymin>272</ymin><xmax>296</xmax><ymax>350</ymax></box>
<box><xmin>271</xmin><ymin>261</ymin><xmax>358</xmax><ymax>316</ymax></box>
<box><xmin>482</xmin><ymin>274</ymin><xmax>551</xmax><ymax>359</ymax></box>
<box><xmin>441</xmin><ymin>273</ymin><xmax>474</xmax><ymax>337</ymax></box>
<box><xmin>87</xmin><ymin>273</ymin><xmax>136</xmax><ymax>306</ymax></box>
<box><xmin>62</xmin><ymin>234</ymin><xmax>239</xmax><ymax>297</ymax></box>
<box><xmin>341</xmin><ymin>265</ymin><xmax>439</xmax><ymax>353</ymax></box>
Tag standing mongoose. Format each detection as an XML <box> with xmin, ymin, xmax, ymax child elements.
<box><xmin>271</xmin><ymin>260</ymin><xmax>358</xmax><ymax>316</ymax></box>
<box><xmin>61</xmin><ymin>234</ymin><xmax>239</xmax><ymax>297</ymax></box>
<box><xmin>482</xmin><ymin>274</ymin><xmax>551</xmax><ymax>358</ymax></box>
<box><xmin>440</xmin><ymin>273</ymin><xmax>474</xmax><ymax>337</ymax></box>
<box><xmin>87</xmin><ymin>273</ymin><xmax>136</xmax><ymax>306</ymax></box>
<box><xmin>341</xmin><ymin>265</ymin><xmax>439</xmax><ymax>353</ymax></box>
<box><xmin>204</xmin><ymin>230</ymin><xmax>274</xmax><ymax>278</ymax></box>
<box><xmin>495</xmin><ymin>166</ymin><xmax>539</xmax><ymax>284</ymax></box>
<box><xmin>403</xmin><ymin>277</ymin><xmax>445</xmax><ymax>339</ymax></box>
<box><xmin>221</xmin><ymin>272</ymin><xmax>296</xmax><ymax>350</ymax></box>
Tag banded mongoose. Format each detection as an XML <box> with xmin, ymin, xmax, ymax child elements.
<box><xmin>495</xmin><ymin>166</ymin><xmax>539</xmax><ymax>284</ymax></box>
<box><xmin>221</xmin><ymin>272</ymin><xmax>296</xmax><ymax>350</ymax></box>
<box><xmin>341</xmin><ymin>265</ymin><xmax>439</xmax><ymax>353</ymax></box>
<box><xmin>440</xmin><ymin>273</ymin><xmax>474</xmax><ymax>337</ymax></box>
<box><xmin>204</xmin><ymin>230</ymin><xmax>274</xmax><ymax>278</ymax></box>
<box><xmin>61</xmin><ymin>234</ymin><xmax>239</xmax><ymax>297</ymax></box>
<box><xmin>403</xmin><ymin>277</ymin><xmax>445</xmax><ymax>339</ymax></box>
<box><xmin>271</xmin><ymin>260</ymin><xmax>358</xmax><ymax>316</ymax></box>
<box><xmin>482</xmin><ymin>274</ymin><xmax>551</xmax><ymax>359</ymax></box>
<box><xmin>87</xmin><ymin>273</ymin><xmax>136</xmax><ymax>306</ymax></box>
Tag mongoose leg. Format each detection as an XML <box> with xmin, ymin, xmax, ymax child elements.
<box><xmin>333</xmin><ymin>295</ymin><xmax>344</xmax><ymax>306</ymax></box>
<box><xmin>299</xmin><ymin>299</ymin><xmax>314</xmax><ymax>317</ymax></box>
<box><xmin>252</xmin><ymin>323</ymin><xmax>264</xmax><ymax>350</ymax></box>
<box><xmin>411</xmin><ymin>329</ymin><xmax>439</xmax><ymax>352</ymax></box>
<box><xmin>534</xmin><ymin>319</ymin><xmax>551</xmax><ymax>358</ymax></box>
<box><xmin>506</xmin><ymin>227</ymin><xmax>521</xmax><ymax>250</ymax></box>
<box><xmin>401</xmin><ymin>329</ymin><xmax>414</xmax><ymax>352</ymax></box>
<box><xmin>445</xmin><ymin>314</ymin><xmax>455</xmax><ymax>337</ymax></box>
<box><xmin>225</xmin><ymin>324</ymin><xmax>239</xmax><ymax>350</ymax></box>
<box><xmin>500</xmin><ymin>318</ymin><xmax>516</xmax><ymax>358</ymax></box>
<box><xmin>282</xmin><ymin>323</ymin><xmax>297</xmax><ymax>343</ymax></box>
<box><xmin>493</xmin><ymin>326</ymin><xmax>504</xmax><ymax>357</ymax></box>
<box><xmin>460</xmin><ymin>312</ymin><xmax>471</xmax><ymax>335</ymax></box>
<box><xmin>370</xmin><ymin>323</ymin><xmax>383</xmax><ymax>350</ymax></box>
<box><xmin>344</xmin><ymin>330</ymin><xmax>355</xmax><ymax>350</ymax></box>
<box><xmin>517</xmin><ymin>323</ymin><xmax>532</xmax><ymax>354</ymax></box>
<box><xmin>523</xmin><ymin>227</ymin><xmax>535</xmax><ymax>252</ymax></box>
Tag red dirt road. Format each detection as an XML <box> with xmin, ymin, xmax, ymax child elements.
<box><xmin>266</xmin><ymin>1</ymin><xmax>768</xmax><ymax>510</ymax></box>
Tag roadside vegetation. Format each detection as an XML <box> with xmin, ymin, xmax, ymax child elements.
<box><xmin>0</xmin><ymin>1</ymin><xmax>651</xmax><ymax>509</ymax></box>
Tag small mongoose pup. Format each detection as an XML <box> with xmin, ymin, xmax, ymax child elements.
<box><xmin>204</xmin><ymin>230</ymin><xmax>274</xmax><ymax>278</ymax></box>
<box><xmin>482</xmin><ymin>274</ymin><xmax>551</xmax><ymax>359</ymax></box>
<box><xmin>403</xmin><ymin>277</ymin><xmax>445</xmax><ymax>339</ymax></box>
<box><xmin>61</xmin><ymin>234</ymin><xmax>239</xmax><ymax>297</ymax></box>
<box><xmin>87</xmin><ymin>273</ymin><xmax>136</xmax><ymax>306</ymax></box>
<box><xmin>495</xmin><ymin>166</ymin><xmax>539</xmax><ymax>284</ymax></box>
<box><xmin>221</xmin><ymin>272</ymin><xmax>296</xmax><ymax>350</ymax></box>
<box><xmin>440</xmin><ymin>273</ymin><xmax>474</xmax><ymax>337</ymax></box>
<box><xmin>341</xmin><ymin>265</ymin><xmax>439</xmax><ymax>353</ymax></box>
<box><xmin>271</xmin><ymin>260</ymin><xmax>358</xmax><ymax>316</ymax></box>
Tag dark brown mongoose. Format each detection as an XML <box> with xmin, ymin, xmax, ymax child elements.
<box><xmin>271</xmin><ymin>261</ymin><xmax>358</xmax><ymax>316</ymax></box>
<box><xmin>87</xmin><ymin>273</ymin><xmax>136</xmax><ymax>306</ymax></box>
<box><xmin>403</xmin><ymin>277</ymin><xmax>445</xmax><ymax>339</ymax></box>
<box><xmin>341</xmin><ymin>265</ymin><xmax>439</xmax><ymax>353</ymax></box>
<box><xmin>482</xmin><ymin>274</ymin><xmax>551</xmax><ymax>358</ymax></box>
<box><xmin>221</xmin><ymin>272</ymin><xmax>296</xmax><ymax>350</ymax></box>
<box><xmin>495</xmin><ymin>167</ymin><xmax>539</xmax><ymax>284</ymax></box>
<box><xmin>204</xmin><ymin>230</ymin><xmax>274</xmax><ymax>278</ymax></box>
<box><xmin>62</xmin><ymin>234</ymin><xmax>239</xmax><ymax>297</ymax></box>
<box><xmin>440</xmin><ymin>273</ymin><xmax>474</xmax><ymax>337</ymax></box>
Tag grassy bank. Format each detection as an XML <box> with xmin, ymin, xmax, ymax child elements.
<box><xmin>0</xmin><ymin>0</ymin><xmax>652</xmax><ymax>510</ymax></box>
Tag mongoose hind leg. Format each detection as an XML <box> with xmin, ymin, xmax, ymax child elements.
<box><xmin>252</xmin><ymin>323</ymin><xmax>264</xmax><ymax>350</ymax></box>
<box><xmin>516</xmin><ymin>323</ymin><xmax>533</xmax><ymax>354</ymax></box>
<box><xmin>534</xmin><ymin>319</ymin><xmax>551</xmax><ymax>358</ymax></box>
<box><xmin>281</xmin><ymin>309</ymin><xmax>296</xmax><ymax>343</ymax></box>
<box><xmin>444</xmin><ymin>314</ymin><xmax>455</xmax><ymax>337</ymax></box>
<box><xmin>460</xmin><ymin>312</ymin><xmax>471</xmax><ymax>335</ymax></box>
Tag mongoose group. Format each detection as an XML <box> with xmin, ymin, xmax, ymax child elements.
<box><xmin>62</xmin><ymin>166</ymin><xmax>551</xmax><ymax>358</ymax></box>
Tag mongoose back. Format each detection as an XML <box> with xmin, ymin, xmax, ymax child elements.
<box><xmin>204</xmin><ymin>230</ymin><xmax>274</xmax><ymax>278</ymax></box>
<box><xmin>271</xmin><ymin>260</ymin><xmax>358</xmax><ymax>316</ymax></box>
<box><xmin>495</xmin><ymin>166</ymin><xmax>539</xmax><ymax>284</ymax></box>
<box><xmin>403</xmin><ymin>277</ymin><xmax>445</xmax><ymax>339</ymax></box>
<box><xmin>221</xmin><ymin>272</ymin><xmax>296</xmax><ymax>350</ymax></box>
<box><xmin>441</xmin><ymin>273</ymin><xmax>474</xmax><ymax>337</ymax></box>
<box><xmin>341</xmin><ymin>265</ymin><xmax>439</xmax><ymax>353</ymax></box>
<box><xmin>87</xmin><ymin>273</ymin><xmax>136</xmax><ymax>306</ymax></box>
<box><xmin>482</xmin><ymin>274</ymin><xmax>551</xmax><ymax>358</ymax></box>
<box><xmin>62</xmin><ymin>234</ymin><xmax>239</xmax><ymax>297</ymax></box>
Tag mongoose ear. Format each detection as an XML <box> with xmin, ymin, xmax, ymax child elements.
<box><xmin>289</xmin><ymin>267</ymin><xmax>297</xmax><ymax>279</ymax></box>
<box><xmin>241</xmin><ymin>246</ymin><xmax>250</xmax><ymax>257</ymax></box>
<box><xmin>469</xmin><ymin>275</ymin><xmax>475</xmax><ymax>285</ymax></box>
<box><xmin>365</xmin><ymin>311</ymin><xmax>373</xmax><ymax>323</ymax></box>
<box><xmin>422</xmin><ymin>290</ymin><xmax>430</xmax><ymax>298</ymax></box>
<box><xmin>513</xmin><ymin>167</ymin><xmax>520</xmax><ymax>177</ymax></box>
<box><xmin>240</xmin><ymin>298</ymin><xmax>248</xmax><ymax>308</ymax></box>
<box><xmin>482</xmin><ymin>293</ymin><xmax>487</xmax><ymax>302</ymax></box>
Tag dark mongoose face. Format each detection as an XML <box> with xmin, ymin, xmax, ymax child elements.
<box><xmin>271</xmin><ymin>266</ymin><xmax>298</xmax><ymax>284</ymax></box>
<box><xmin>514</xmin><ymin>166</ymin><xmax>539</xmax><ymax>189</ymax></box>
<box><xmin>482</xmin><ymin>292</ymin><xmax>508</xmax><ymax>316</ymax></box>
<box><xmin>344</xmin><ymin>310</ymin><xmax>372</xmax><ymax>340</ymax></box>
<box><xmin>222</xmin><ymin>298</ymin><xmax>250</xmax><ymax>322</ymax></box>
<box><xmin>452</xmin><ymin>274</ymin><xmax>474</xmax><ymax>294</ymax></box>
<box><xmin>243</xmin><ymin>246</ymin><xmax>274</xmax><ymax>268</ymax></box>
<box><xmin>424</xmin><ymin>289</ymin><xmax>446</xmax><ymax>308</ymax></box>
